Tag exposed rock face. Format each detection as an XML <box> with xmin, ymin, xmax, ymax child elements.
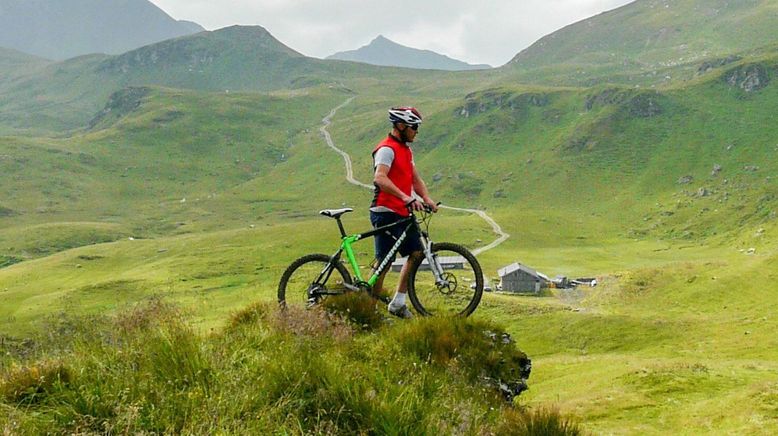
<box><xmin>88</xmin><ymin>86</ymin><xmax>150</xmax><ymax>128</ymax></box>
<box><xmin>0</xmin><ymin>205</ymin><xmax>16</xmax><ymax>217</ymax></box>
<box><xmin>627</xmin><ymin>92</ymin><xmax>663</xmax><ymax>118</ymax></box>
<box><xmin>584</xmin><ymin>88</ymin><xmax>628</xmax><ymax>111</ymax></box>
<box><xmin>697</xmin><ymin>55</ymin><xmax>742</xmax><ymax>75</ymax></box>
<box><xmin>456</xmin><ymin>91</ymin><xmax>549</xmax><ymax>118</ymax></box>
<box><xmin>724</xmin><ymin>64</ymin><xmax>770</xmax><ymax>92</ymax></box>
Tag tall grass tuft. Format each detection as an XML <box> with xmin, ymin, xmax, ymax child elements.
<box><xmin>321</xmin><ymin>291</ymin><xmax>384</xmax><ymax>331</ymax></box>
<box><xmin>496</xmin><ymin>406</ymin><xmax>582</xmax><ymax>435</ymax></box>
<box><xmin>0</xmin><ymin>298</ymin><xmax>579</xmax><ymax>433</ymax></box>
<box><xmin>390</xmin><ymin>317</ymin><xmax>531</xmax><ymax>385</ymax></box>
<box><xmin>0</xmin><ymin>360</ymin><xmax>71</xmax><ymax>405</ymax></box>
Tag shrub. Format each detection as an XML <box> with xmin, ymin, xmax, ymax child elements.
<box><xmin>229</xmin><ymin>300</ymin><xmax>271</xmax><ymax>327</ymax></box>
<box><xmin>391</xmin><ymin>317</ymin><xmax>532</xmax><ymax>401</ymax></box>
<box><xmin>321</xmin><ymin>291</ymin><xmax>384</xmax><ymax>331</ymax></box>
<box><xmin>0</xmin><ymin>360</ymin><xmax>71</xmax><ymax>405</ymax></box>
<box><xmin>495</xmin><ymin>407</ymin><xmax>582</xmax><ymax>435</ymax></box>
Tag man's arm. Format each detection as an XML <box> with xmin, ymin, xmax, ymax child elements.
<box><xmin>374</xmin><ymin>164</ymin><xmax>418</xmax><ymax>208</ymax></box>
<box><xmin>412</xmin><ymin>166</ymin><xmax>438</xmax><ymax>212</ymax></box>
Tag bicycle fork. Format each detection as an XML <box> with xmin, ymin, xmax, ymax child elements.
<box><xmin>421</xmin><ymin>234</ymin><xmax>449</xmax><ymax>287</ymax></box>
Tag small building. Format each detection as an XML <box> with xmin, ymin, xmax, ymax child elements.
<box><xmin>391</xmin><ymin>256</ymin><xmax>465</xmax><ymax>272</ymax></box>
<box><xmin>498</xmin><ymin>263</ymin><xmax>550</xmax><ymax>294</ymax></box>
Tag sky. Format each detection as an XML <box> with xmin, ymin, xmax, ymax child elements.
<box><xmin>148</xmin><ymin>0</ymin><xmax>635</xmax><ymax>67</ymax></box>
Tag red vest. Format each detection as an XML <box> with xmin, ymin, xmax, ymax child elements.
<box><xmin>371</xmin><ymin>135</ymin><xmax>414</xmax><ymax>217</ymax></box>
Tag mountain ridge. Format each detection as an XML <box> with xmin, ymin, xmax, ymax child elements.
<box><xmin>507</xmin><ymin>0</ymin><xmax>778</xmax><ymax>75</ymax></box>
<box><xmin>327</xmin><ymin>35</ymin><xmax>491</xmax><ymax>71</ymax></box>
<box><xmin>0</xmin><ymin>0</ymin><xmax>205</xmax><ymax>60</ymax></box>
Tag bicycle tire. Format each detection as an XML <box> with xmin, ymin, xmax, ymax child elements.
<box><xmin>278</xmin><ymin>254</ymin><xmax>353</xmax><ymax>308</ymax></box>
<box><xmin>407</xmin><ymin>242</ymin><xmax>483</xmax><ymax>317</ymax></box>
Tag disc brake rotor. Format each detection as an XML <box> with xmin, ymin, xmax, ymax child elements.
<box><xmin>437</xmin><ymin>272</ymin><xmax>458</xmax><ymax>295</ymax></box>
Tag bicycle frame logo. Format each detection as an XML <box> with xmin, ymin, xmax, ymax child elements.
<box><xmin>337</xmin><ymin>217</ymin><xmax>445</xmax><ymax>288</ymax></box>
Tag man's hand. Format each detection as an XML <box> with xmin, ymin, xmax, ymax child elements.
<box><xmin>404</xmin><ymin>197</ymin><xmax>425</xmax><ymax>212</ymax></box>
<box><xmin>422</xmin><ymin>196</ymin><xmax>438</xmax><ymax>213</ymax></box>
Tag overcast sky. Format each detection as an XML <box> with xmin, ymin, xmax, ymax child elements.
<box><xmin>148</xmin><ymin>0</ymin><xmax>634</xmax><ymax>67</ymax></box>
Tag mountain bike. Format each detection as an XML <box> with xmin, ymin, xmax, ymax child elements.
<box><xmin>278</xmin><ymin>204</ymin><xmax>484</xmax><ymax>317</ymax></box>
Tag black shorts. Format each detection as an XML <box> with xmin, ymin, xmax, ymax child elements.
<box><xmin>370</xmin><ymin>211</ymin><xmax>422</xmax><ymax>263</ymax></box>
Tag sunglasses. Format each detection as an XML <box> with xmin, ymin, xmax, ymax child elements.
<box><xmin>408</xmin><ymin>124</ymin><xmax>419</xmax><ymax>131</ymax></box>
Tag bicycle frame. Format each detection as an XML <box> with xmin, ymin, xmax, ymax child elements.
<box><xmin>326</xmin><ymin>212</ymin><xmax>449</xmax><ymax>290</ymax></box>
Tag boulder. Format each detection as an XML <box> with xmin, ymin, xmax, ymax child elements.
<box><xmin>678</xmin><ymin>175</ymin><xmax>694</xmax><ymax>185</ymax></box>
<box><xmin>724</xmin><ymin>64</ymin><xmax>770</xmax><ymax>92</ymax></box>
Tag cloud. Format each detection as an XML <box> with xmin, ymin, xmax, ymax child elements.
<box><xmin>150</xmin><ymin>0</ymin><xmax>634</xmax><ymax>66</ymax></box>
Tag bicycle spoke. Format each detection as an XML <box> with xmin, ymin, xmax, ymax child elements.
<box><xmin>278</xmin><ymin>254</ymin><xmax>352</xmax><ymax>307</ymax></box>
<box><xmin>409</xmin><ymin>243</ymin><xmax>483</xmax><ymax>317</ymax></box>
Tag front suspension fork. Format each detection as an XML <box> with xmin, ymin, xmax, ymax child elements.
<box><xmin>421</xmin><ymin>233</ymin><xmax>448</xmax><ymax>287</ymax></box>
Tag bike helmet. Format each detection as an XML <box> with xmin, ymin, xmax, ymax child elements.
<box><xmin>388</xmin><ymin>107</ymin><xmax>423</xmax><ymax>126</ymax></box>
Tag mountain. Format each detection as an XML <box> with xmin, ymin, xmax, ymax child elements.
<box><xmin>0</xmin><ymin>0</ymin><xmax>204</xmax><ymax>60</ymax></box>
<box><xmin>506</xmin><ymin>0</ymin><xmax>778</xmax><ymax>85</ymax></box>
<box><xmin>327</xmin><ymin>35</ymin><xmax>491</xmax><ymax>71</ymax></box>
<box><xmin>0</xmin><ymin>26</ymin><xmax>452</xmax><ymax>134</ymax></box>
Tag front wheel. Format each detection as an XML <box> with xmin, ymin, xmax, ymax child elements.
<box><xmin>407</xmin><ymin>242</ymin><xmax>483</xmax><ymax>317</ymax></box>
<box><xmin>278</xmin><ymin>254</ymin><xmax>352</xmax><ymax>308</ymax></box>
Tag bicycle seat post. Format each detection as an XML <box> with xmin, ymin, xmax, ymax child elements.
<box><xmin>336</xmin><ymin>218</ymin><xmax>347</xmax><ymax>238</ymax></box>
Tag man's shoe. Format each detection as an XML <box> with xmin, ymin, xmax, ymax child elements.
<box><xmin>388</xmin><ymin>304</ymin><xmax>413</xmax><ymax>319</ymax></box>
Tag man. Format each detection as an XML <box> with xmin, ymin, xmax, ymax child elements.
<box><xmin>370</xmin><ymin>107</ymin><xmax>438</xmax><ymax>318</ymax></box>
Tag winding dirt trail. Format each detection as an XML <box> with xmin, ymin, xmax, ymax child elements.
<box><xmin>320</xmin><ymin>97</ymin><xmax>509</xmax><ymax>255</ymax></box>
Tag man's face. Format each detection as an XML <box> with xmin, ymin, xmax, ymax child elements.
<box><xmin>401</xmin><ymin>123</ymin><xmax>418</xmax><ymax>143</ymax></box>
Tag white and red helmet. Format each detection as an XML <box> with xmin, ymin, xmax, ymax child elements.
<box><xmin>388</xmin><ymin>107</ymin><xmax>423</xmax><ymax>126</ymax></box>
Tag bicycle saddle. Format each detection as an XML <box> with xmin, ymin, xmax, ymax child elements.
<box><xmin>319</xmin><ymin>208</ymin><xmax>353</xmax><ymax>219</ymax></box>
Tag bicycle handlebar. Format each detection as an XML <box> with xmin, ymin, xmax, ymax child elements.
<box><xmin>405</xmin><ymin>199</ymin><xmax>441</xmax><ymax>214</ymax></box>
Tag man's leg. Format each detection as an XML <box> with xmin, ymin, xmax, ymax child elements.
<box><xmin>388</xmin><ymin>251</ymin><xmax>422</xmax><ymax>318</ymax></box>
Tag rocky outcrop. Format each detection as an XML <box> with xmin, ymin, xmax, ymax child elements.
<box><xmin>697</xmin><ymin>55</ymin><xmax>742</xmax><ymax>75</ymax></box>
<box><xmin>584</xmin><ymin>88</ymin><xmax>629</xmax><ymax>111</ymax></box>
<box><xmin>724</xmin><ymin>64</ymin><xmax>770</xmax><ymax>92</ymax></box>
<box><xmin>0</xmin><ymin>205</ymin><xmax>16</xmax><ymax>217</ymax></box>
<box><xmin>88</xmin><ymin>87</ymin><xmax>150</xmax><ymax>129</ymax></box>
<box><xmin>457</xmin><ymin>90</ymin><xmax>549</xmax><ymax>118</ymax></box>
<box><xmin>627</xmin><ymin>92</ymin><xmax>663</xmax><ymax>118</ymax></box>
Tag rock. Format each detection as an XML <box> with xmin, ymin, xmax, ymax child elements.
<box><xmin>697</xmin><ymin>187</ymin><xmax>710</xmax><ymax>197</ymax></box>
<box><xmin>432</xmin><ymin>172</ymin><xmax>443</xmax><ymax>182</ymax></box>
<box><xmin>628</xmin><ymin>92</ymin><xmax>663</xmax><ymax>118</ymax></box>
<box><xmin>744</xmin><ymin>165</ymin><xmax>759</xmax><ymax>172</ymax></box>
<box><xmin>726</xmin><ymin>144</ymin><xmax>735</xmax><ymax>151</ymax></box>
<box><xmin>724</xmin><ymin>64</ymin><xmax>770</xmax><ymax>92</ymax></box>
<box><xmin>711</xmin><ymin>164</ymin><xmax>722</xmax><ymax>176</ymax></box>
<box><xmin>697</xmin><ymin>55</ymin><xmax>742</xmax><ymax>75</ymax></box>
<box><xmin>678</xmin><ymin>175</ymin><xmax>693</xmax><ymax>185</ymax></box>
<box><xmin>747</xmin><ymin>248</ymin><xmax>756</xmax><ymax>255</ymax></box>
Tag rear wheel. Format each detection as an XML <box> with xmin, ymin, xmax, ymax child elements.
<box><xmin>278</xmin><ymin>254</ymin><xmax>352</xmax><ymax>308</ymax></box>
<box><xmin>407</xmin><ymin>242</ymin><xmax>483</xmax><ymax>317</ymax></box>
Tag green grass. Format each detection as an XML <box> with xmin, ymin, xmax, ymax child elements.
<box><xmin>0</xmin><ymin>300</ymin><xmax>572</xmax><ymax>434</ymax></box>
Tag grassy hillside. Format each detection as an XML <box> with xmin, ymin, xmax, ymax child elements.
<box><xmin>505</xmin><ymin>0</ymin><xmax>778</xmax><ymax>86</ymax></box>
<box><xmin>0</xmin><ymin>25</ymin><xmax>478</xmax><ymax>135</ymax></box>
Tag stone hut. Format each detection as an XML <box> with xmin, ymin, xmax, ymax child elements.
<box><xmin>498</xmin><ymin>263</ymin><xmax>549</xmax><ymax>294</ymax></box>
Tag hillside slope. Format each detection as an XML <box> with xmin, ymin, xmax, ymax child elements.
<box><xmin>0</xmin><ymin>0</ymin><xmax>203</xmax><ymax>60</ymax></box>
<box><xmin>505</xmin><ymin>0</ymin><xmax>778</xmax><ymax>85</ymax></box>
<box><xmin>0</xmin><ymin>26</ymin><xmax>456</xmax><ymax>134</ymax></box>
